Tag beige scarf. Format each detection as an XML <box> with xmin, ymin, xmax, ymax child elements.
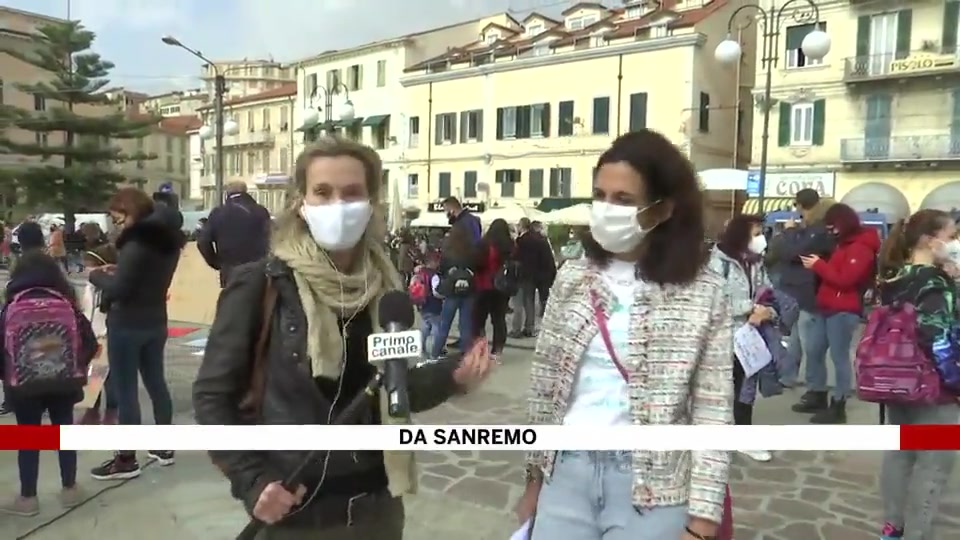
<box><xmin>271</xmin><ymin>221</ymin><xmax>418</xmax><ymax>495</ymax></box>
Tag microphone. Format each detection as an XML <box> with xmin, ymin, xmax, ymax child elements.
<box><xmin>368</xmin><ymin>291</ymin><xmax>419</xmax><ymax>418</ymax></box>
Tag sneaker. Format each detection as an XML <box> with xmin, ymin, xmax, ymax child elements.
<box><xmin>78</xmin><ymin>408</ymin><xmax>101</xmax><ymax>425</ymax></box>
<box><xmin>102</xmin><ymin>410</ymin><xmax>118</xmax><ymax>425</ymax></box>
<box><xmin>146</xmin><ymin>450</ymin><xmax>175</xmax><ymax>466</ymax></box>
<box><xmin>59</xmin><ymin>486</ymin><xmax>86</xmax><ymax>508</ymax></box>
<box><xmin>791</xmin><ymin>390</ymin><xmax>828</xmax><ymax>413</ymax></box>
<box><xmin>810</xmin><ymin>398</ymin><xmax>847</xmax><ymax>425</ymax></box>
<box><xmin>880</xmin><ymin>522</ymin><xmax>904</xmax><ymax>539</ymax></box>
<box><xmin>0</xmin><ymin>495</ymin><xmax>39</xmax><ymax>517</ymax></box>
<box><xmin>738</xmin><ymin>450</ymin><xmax>773</xmax><ymax>462</ymax></box>
<box><xmin>91</xmin><ymin>454</ymin><xmax>141</xmax><ymax>480</ymax></box>
<box><xmin>0</xmin><ymin>402</ymin><xmax>10</xmax><ymax>416</ymax></box>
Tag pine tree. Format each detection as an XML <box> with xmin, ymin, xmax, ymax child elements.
<box><xmin>0</xmin><ymin>20</ymin><xmax>158</xmax><ymax>228</ymax></box>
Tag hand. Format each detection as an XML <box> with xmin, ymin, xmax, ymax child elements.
<box><xmin>799</xmin><ymin>255</ymin><xmax>819</xmax><ymax>269</ymax></box>
<box><xmin>682</xmin><ymin>518</ymin><xmax>719</xmax><ymax>540</ymax></box>
<box><xmin>944</xmin><ymin>262</ymin><xmax>960</xmax><ymax>278</ymax></box>
<box><xmin>783</xmin><ymin>218</ymin><xmax>797</xmax><ymax>229</ymax></box>
<box><xmin>752</xmin><ymin>305</ymin><xmax>775</xmax><ymax>320</ymax></box>
<box><xmin>95</xmin><ymin>264</ymin><xmax>116</xmax><ymax>273</ymax></box>
<box><xmin>452</xmin><ymin>337</ymin><xmax>494</xmax><ymax>391</ymax></box>
<box><xmin>514</xmin><ymin>481</ymin><xmax>541</xmax><ymax>525</ymax></box>
<box><xmin>251</xmin><ymin>482</ymin><xmax>306</xmax><ymax>524</ymax></box>
<box><xmin>748</xmin><ymin>312</ymin><xmax>765</xmax><ymax>326</ymax></box>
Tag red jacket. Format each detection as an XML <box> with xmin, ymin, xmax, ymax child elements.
<box><xmin>474</xmin><ymin>244</ymin><xmax>502</xmax><ymax>291</ymax></box>
<box><xmin>811</xmin><ymin>227</ymin><xmax>881</xmax><ymax>314</ymax></box>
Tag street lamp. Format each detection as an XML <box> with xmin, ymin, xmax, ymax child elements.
<box><xmin>714</xmin><ymin>1</ymin><xmax>830</xmax><ymax>212</ymax></box>
<box><xmin>300</xmin><ymin>83</ymin><xmax>355</xmax><ymax>142</ymax></box>
<box><xmin>161</xmin><ymin>34</ymin><xmax>230</xmax><ymax>206</ymax></box>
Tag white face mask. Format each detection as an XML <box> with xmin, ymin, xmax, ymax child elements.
<box><xmin>937</xmin><ymin>238</ymin><xmax>960</xmax><ymax>263</ymax></box>
<box><xmin>300</xmin><ymin>201</ymin><xmax>372</xmax><ymax>251</ymax></box>
<box><xmin>749</xmin><ymin>234</ymin><xmax>767</xmax><ymax>255</ymax></box>
<box><xmin>589</xmin><ymin>201</ymin><xmax>657</xmax><ymax>254</ymax></box>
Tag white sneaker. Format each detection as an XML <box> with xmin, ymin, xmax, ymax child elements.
<box><xmin>739</xmin><ymin>450</ymin><xmax>773</xmax><ymax>462</ymax></box>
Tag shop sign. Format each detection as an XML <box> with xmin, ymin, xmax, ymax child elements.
<box><xmin>256</xmin><ymin>173</ymin><xmax>292</xmax><ymax>184</ymax></box>
<box><xmin>746</xmin><ymin>171</ymin><xmax>835</xmax><ymax>199</ymax></box>
<box><xmin>889</xmin><ymin>53</ymin><xmax>955</xmax><ymax>74</ymax></box>
<box><xmin>427</xmin><ymin>201</ymin><xmax>485</xmax><ymax>213</ymax></box>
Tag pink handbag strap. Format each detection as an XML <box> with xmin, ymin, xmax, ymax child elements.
<box><xmin>589</xmin><ymin>290</ymin><xmax>630</xmax><ymax>382</ymax></box>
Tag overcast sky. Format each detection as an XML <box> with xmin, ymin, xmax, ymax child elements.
<box><xmin>4</xmin><ymin>0</ymin><xmax>578</xmax><ymax>94</ymax></box>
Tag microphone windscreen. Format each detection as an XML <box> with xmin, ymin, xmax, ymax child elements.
<box><xmin>378</xmin><ymin>291</ymin><xmax>415</xmax><ymax>330</ymax></box>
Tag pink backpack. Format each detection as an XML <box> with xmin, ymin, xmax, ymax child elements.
<box><xmin>3</xmin><ymin>288</ymin><xmax>85</xmax><ymax>397</ymax></box>
<box><xmin>408</xmin><ymin>268</ymin><xmax>431</xmax><ymax>306</ymax></box>
<box><xmin>855</xmin><ymin>303</ymin><xmax>944</xmax><ymax>405</ymax></box>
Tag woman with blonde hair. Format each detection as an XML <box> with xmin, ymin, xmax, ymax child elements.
<box><xmin>194</xmin><ymin>137</ymin><xmax>493</xmax><ymax>539</ymax></box>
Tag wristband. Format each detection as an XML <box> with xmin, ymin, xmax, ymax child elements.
<box><xmin>684</xmin><ymin>526</ymin><xmax>716</xmax><ymax>540</ymax></box>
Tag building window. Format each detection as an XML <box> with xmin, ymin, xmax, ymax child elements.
<box><xmin>280</xmin><ymin>106</ymin><xmax>288</xmax><ymax>130</ymax></box>
<box><xmin>790</xmin><ymin>102</ymin><xmax>814</xmax><ymax>145</ymax></box>
<box><xmin>408</xmin><ymin>116</ymin><xmax>420</xmax><ymax>147</ymax></box>
<box><xmin>651</xmin><ymin>23</ymin><xmax>669</xmax><ymax>38</ymax></box>
<box><xmin>698</xmin><ymin>92</ymin><xmax>710</xmax><ymax>133</ymax></box>
<box><xmin>464</xmin><ymin>171</ymin><xmax>478</xmax><ymax>198</ymax></box>
<box><xmin>438</xmin><ymin>172</ymin><xmax>452</xmax><ymax>198</ymax></box>
<box><xmin>549</xmin><ymin>168</ymin><xmax>572</xmax><ymax>198</ymax></box>
<box><xmin>34</xmin><ymin>95</ymin><xmax>45</xmax><ymax>111</ymax></box>
<box><xmin>325</xmin><ymin>69</ymin><xmax>341</xmax><ymax>90</ymax></box>
<box><xmin>262</xmin><ymin>149</ymin><xmax>270</xmax><ymax>172</ymax></box>
<box><xmin>528</xmin><ymin>169</ymin><xmax>544</xmax><ymax>198</ymax></box>
<box><xmin>180</xmin><ymin>158</ymin><xmax>187</xmax><ymax>174</ymax></box>
<box><xmin>166</xmin><ymin>155</ymin><xmax>174</xmax><ymax>172</ymax></box>
<box><xmin>436</xmin><ymin>113</ymin><xmax>457</xmax><ymax>144</ymax></box>
<box><xmin>461</xmin><ymin>110</ymin><xmax>483</xmax><ymax>142</ymax></box>
<box><xmin>785</xmin><ymin>23</ymin><xmax>826</xmax><ymax>68</ymax></box>
<box><xmin>629</xmin><ymin>93</ymin><xmax>647</xmax><ymax>132</ymax></box>
<box><xmin>166</xmin><ymin>136</ymin><xmax>173</xmax><ymax>152</ymax></box>
<box><xmin>262</xmin><ymin>109</ymin><xmax>271</xmax><ymax>130</ymax></box>
<box><xmin>280</xmin><ymin>149</ymin><xmax>289</xmax><ymax>172</ymax></box>
<box><xmin>247</xmin><ymin>151</ymin><xmax>256</xmax><ymax>174</ymax></box>
<box><xmin>34</xmin><ymin>133</ymin><xmax>48</xmax><ymax>146</ymax></box>
<box><xmin>377</xmin><ymin>60</ymin><xmax>387</xmax><ymax>87</ymax></box>
<box><xmin>407</xmin><ymin>173</ymin><xmax>419</xmax><ymax>198</ymax></box>
<box><xmin>247</xmin><ymin>110</ymin><xmax>255</xmax><ymax>132</ymax></box>
<box><xmin>496</xmin><ymin>169</ymin><xmax>520</xmax><ymax>197</ymax></box>
<box><xmin>533</xmin><ymin>45</ymin><xmax>550</xmax><ymax>57</ymax></box>
<box><xmin>558</xmin><ymin>100</ymin><xmax>575</xmax><ymax>136</ymax></box>
<box><xmin>626</xmin><ymin>6</ymin><xmax>645</xmax><ymax>18</ymax></box>
<box><xmin>526</xmin><ymin>23</ymin><xmax>543</xmax><ymax>35</ymax></box>
<box><xmin>531</xmin><ymin>104</ymin><xmax>548</xmax><ymax>137</ymax></box>
<box><xmin>347</xmin><ymin>64</ymin><xmax>362</xmax><ymax>91</ymax></box>
<box><xmin>485</xmin><ymin>33</ymin><xmax>498</xmax><ymax>44</ymax></box>
<box><xmin>306</xmin><ymin>73</ymin><xmax>318</xmax><ymax>97</ymax></box>
<box><xmin>592</xmin><ymin>97</ymin><xmax>610</xmax><ymax>135</ymax></box>
<box><xmin>501</xmin><ymin>107</ymin><xmax>517</xmax><ymax>139</ymax></box>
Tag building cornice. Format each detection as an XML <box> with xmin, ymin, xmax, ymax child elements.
<box><xmin>298</xmin><ymin>40</ymin><xmax>408</xmax><ymax>69</ymax></box>
<box><xmin>400</xmin><ymin>33</ymin><xmax>703</xmax><ymax>86</ymax></box>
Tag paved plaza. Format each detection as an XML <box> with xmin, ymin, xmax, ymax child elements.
<box><xmin>1</xmin><ymin>331</ymin><xmax>959</xmax><ymax>540</ymax></box>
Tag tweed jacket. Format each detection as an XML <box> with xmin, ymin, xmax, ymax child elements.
<box><xmin>526</xmin><ymin>258</ymin><xmax>734</xmax><ymax>522</ymax></box>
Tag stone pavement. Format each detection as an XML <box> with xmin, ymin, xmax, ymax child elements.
<box><xmin>2</xmin><ymin>336</ymin><xmax>959</xmax><ymax>539</ymax></box>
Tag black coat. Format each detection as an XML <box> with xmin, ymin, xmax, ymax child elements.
<box><xmin>193</xmin><ymin>259</ymin><xmax>460</xmax><ymax>521</ymax></box>
<box><xmin>515</xmin><ymin>231</ymin><xmax>556</xmax><ymax>284</ymax></box>
<box><xmin>89</xmin><ymin>206</ymin><xmax>185</xmax><ymax>328</ymax></box>
<box><xmin>197</xmin><ymin>193</ymin><xmax>271</xmax><ymax>271</ymax></box>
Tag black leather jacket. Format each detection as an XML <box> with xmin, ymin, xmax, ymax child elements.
<box><xmin>193</xmin><ymin>258</ymin><xmax>459</xmax><ymax>523</ymax></box>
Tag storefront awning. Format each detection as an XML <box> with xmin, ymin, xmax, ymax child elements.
<box><xmin>536</xmin><ymin>197</ymin><xmax>591</xmax><ymax>212</ymax></box>
<box><xmin>361</xmin><ymin>114</ymin><xmax>390</xmax><ymax>127</ymax></box>
<box><xmin>840</xmin><ymin>182</ymin><xmax>910</xmax><ymax>221</ymax></box>
<box><xmin>741</xmin><ymin>197</ymin><xmax>794</xmax><ymax>214</ymax></box>
<box><xmin>919</xmin><ymin>181</ymin><xmax>960</xmax><ymax>212</ymax></box>
<box><xmin>340</xmin><ymin>117</ymin><xmax>363</xmax><ymax>127</ymax></box>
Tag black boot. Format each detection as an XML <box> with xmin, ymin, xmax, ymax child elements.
<box><xmin>810</xmin><ymin>398</ymin><xmax>847</xmax><ymax>424</ymax></box>
<box><xmin>791</xmin><ymin>390</ymin><xmax>828</xmax><ymax>413</ymax></box>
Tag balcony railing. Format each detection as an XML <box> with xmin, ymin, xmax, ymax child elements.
<box><xmin>844</xmin><ymin>50</ymin><xmax>959</xmax><ymax>82</ymax></box>
<box><xmin>213</xmin><ymin>130</ymin><xmax>276</xmax><ymax>148</ymax></box>
<box><xmin>840</xmin><ymin>134</ymin><xmax>960</xmax><ymax>162</ymax></box>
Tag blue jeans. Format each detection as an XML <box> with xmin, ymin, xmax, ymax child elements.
<box><xmin>11</xmin><ymin>394</ymin><xmax>77</xmax><ymax>497</ymax></box>
<box><xmin>107</xmin><ymin>325</ymin><xmax>173</xmax><ymax>429</ymax></box>
<box><xmin>531</xmin><ymin>452</ymin><xmax>689</xmax><ymax>540</ymax></box>
<box><xmin>782</xmin><ymin>314</ymin><xmax>808</xmax><ymax>385</ymax></box>
<box><xmin>801</xmin><ymin>311</ymin><xmax>860</xmax><ymax>399</ymax></box>
<box><xmin>431</xmin><ymin>296</ymin><xmax>475</xmax><ymax>358</ymax></box>
<box><xmin>420</xmin><ymin>311</ymin><xmax>442</xmax><ymax>358</ymax></box>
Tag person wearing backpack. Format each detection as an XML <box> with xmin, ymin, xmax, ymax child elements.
<box><xmin>431</xmin><ymin>225</ymin><xmax>479</xmax><ymax>359</ymax></box>
<box><xmin>0</xmin><ymin>251</ymin><xmax>98</xmax><ymax>517</ymax></box>
<box><xmin>872</xmin><ymin>209</ymin><xmax>960</xmax><ymax>540</ymax></box>
<box><xmin>414</xmin><ymin>250</ymin><xmax>444</xmax><ymax>361</ymax></box>
<box><xmin>474</xmin><ymin>219</ymin><xmax>515</xmax><ymax>361</ymax></box>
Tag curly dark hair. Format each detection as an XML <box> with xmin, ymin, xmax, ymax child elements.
<box><xmin>582</xmin><ymin>129</ymin><xmax>708</xmax><ymax>285</ymax></box>
<box><xmin>717</xmin><ymin>214</ymin><xmax>763</xmax><ymax>263</ymax></box>
<box><xmin>8</xmin><ymin>251</ymin><xmax>79</xmax><ymax>308</ymax></box>
<box><xmin>482</xmin><ymin>218</ymin><xmax>514</xmax><ymax>258</ymax></box>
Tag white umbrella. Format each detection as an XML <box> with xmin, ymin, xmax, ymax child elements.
<box><xmin>388</xmin><ymin>180</ymin><xmax>403</xmax><ymax>233</ymax></box>
<box><xmin>478</xmin><ymin>203</ymin><xmax>544</xmax><ymax>225</ymax></box>
<box><xmin>410</xmin><ymin>212</ymin><xmax>451</xmax><ymax>228</ymax></box>
<box><xmin>698</xmin><ymin>168</ymin><xmax>750</xmax><ymax>191</ymax></box>
<box><xmin>544</xmin><ymin>203</ymin><xmax>592</xmax><ymax>226</ymax></box>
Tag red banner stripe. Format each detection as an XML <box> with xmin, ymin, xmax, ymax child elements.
<box><xmin>900</xmin><ymin>424</ymin><xmax>960</xmax><ymax>450</ymax></box>
<box><xmin>0</xmin><ymin>425</ymin><xmax>60</xmax><ymax>450</ymax></box>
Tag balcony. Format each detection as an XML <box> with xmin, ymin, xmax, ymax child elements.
<box><xmin>213</xmin><ymin>130</ymin><xmax>276</xmax><ymax>148</ymax></box>
<box><xmin>843</xmin><ymin>50</ymin><xmax>959</xmax><ymax>84</ymax></box>
<box><xmin>840</xmin><ymin>135</ymin><xmax>960</xmax><ymax>164</ymax></box>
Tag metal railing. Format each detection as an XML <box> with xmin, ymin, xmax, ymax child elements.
<box><xmin>840</xmin><ymin>134</ymin><xmax>960</xmax><ymax>162</ymax></box>
<box><xmin>211</xmin><ymin>130</ymin><xmax>276</xmax><ymax>148</ymax></box>
<box><xmin>844</xmin><ymin>50</ymin><xmax>959</xmax><ymax>81</ymax></box>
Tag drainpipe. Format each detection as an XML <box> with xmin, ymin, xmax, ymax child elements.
<box><xmin>425</xmin><ymin>81</ymin><xmax>434</xmax><ymax>202</ymax></box>
<box><xmin>615</xmin><ymin>54</ymin><xmax>624</xmax><ymax>136</ymax></box>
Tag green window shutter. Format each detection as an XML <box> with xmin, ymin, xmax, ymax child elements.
<box><xmin>943</xmin><ymin>2</ymin><xmax>960</xmax><ymax>54</ymax></box>
<box><xmin>528</xmin><ymin>169</ymin><xmax>543</xmax><ymax>198</ymax></box>
<box><xmin>951</xmin><ymin>90</ymin><xmax>960</xmax><ymax>135</ymax></box>
<box><xmin>496</xmin><ymin>108</ymin><xmax>504</xmax><ymax>140</ymax></box>
<box><xmin>785</xmin><ymin>24</ymin><xmax>814</xmax><ymax>50</ymax></box>
<box><xmin>459</xmin><ymin>111</ymin><xmax>468</xmax><ymax>143</ymax></box>
<box><xmin>628</xmin><ymin>93</ymin><xmax>647</xmax><ymax>132</ymax></box>
<box><xmin>855</xmin><ymin>16</ymin><xmax>871</xmax><ymax>57</ymax></box>
<box><xmin>558</xmin><ymin>101</ymin><xmax>574</xmax><ymax>136</ymax></box>
<box><xmin>896</xmin><ymin>10</ymin><xmax>913</xmax><ymax>59</ymax></box>
<box><xmin>434</xmin><ymin>115</ymin><xmax>442</xmax><ymax>145</ymax></box>
<box><xmin>541</xmin><ymin>103</ymin><xmax>551</xmax><ymax>138</ymax></box>
<box><xmin>476</xmin><ymin>110</ymin><xmax>484</xmax><ymax>142</ymax></box>
<box><xmin>778</xmin><ymin>102</ymin><xmax>792</xmax><ymax>147</ymax></box>
<box><xmin>812</xmin><ymin>99</ymin><xmax>826</xmax><ymax>146</ymax></box>
<box><xmin>438</xmin><ymin>172</ymin><xmax>451</xmax><ymax>198</ymax></box>
<box><xmin>593</xmin><ymin>97</ymin><xmax>610</xmax><ymax>134</ymax></box>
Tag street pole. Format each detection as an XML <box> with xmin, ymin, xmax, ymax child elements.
<box><xmin>304</xmin><ymin>83</ymin><xmax>352</xmax><ymax>143</ymax></box>
<box><xmin>214</xmin><ymin>73</ymin><xmax>226</xmax><ymax>205</ymax></box>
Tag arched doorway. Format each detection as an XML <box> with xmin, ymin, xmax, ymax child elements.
<box><xmin>919</xmin><ymin>182</ymin><xmax>960</xmax><ymax>212</ymax></box>
<box><xmin>840</xmin><ymin>182</ymin><xmax>910</xmax><ymax>222</ymax></box>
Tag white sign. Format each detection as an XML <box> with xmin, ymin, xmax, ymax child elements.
<box><xmin>367</xmin><ymin>330</ymin><xmax>422</xmax><ymax>361</ymax></box>
<box><xmin>733</xmin><ymin>324</ymin><xmax>772</xmax><ymax>378</ymax></box>
<box><xmin>746</xmin><ymin>171</ymin><xmax>835</xmax><ymax>199</ymax></box>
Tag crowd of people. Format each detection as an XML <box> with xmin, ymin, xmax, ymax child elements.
<box><xmin>0</xmin><ymin>130</ymin><xmax>955</xmax><ymax>540</ymax></box>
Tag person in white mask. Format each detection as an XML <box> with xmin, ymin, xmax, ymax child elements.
<box><xmin>516</xmin><ymin>130</ymin><xmax>734</xmax><ymax>540</ymax></box>
<box><xmin>194</xmin><ymin>137</ymin><xmax>493</xmax><ymax>539</ymax></box>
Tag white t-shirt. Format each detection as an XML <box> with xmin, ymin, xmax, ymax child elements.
<box><xmin>564</xmin><ymin>259</ymin><xmax>639</xmax><ymax>426</ymax></box>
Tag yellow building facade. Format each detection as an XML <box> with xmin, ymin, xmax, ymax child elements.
<box><xmin>746</xmin><ymin>0</ymin><xmax>960</xmax><ymax>220</ymax></box>
<box><xmin>400</xmin><ymin>0</ymin><xmax>753</xmax><ymax>214</ymax></box>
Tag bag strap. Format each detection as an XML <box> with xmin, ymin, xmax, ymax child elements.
<box><xmin>239</xmin><ymin>275</ymin><xmax>278</xmax><ymax>417</ymax></box>
<box><xmin>588</xmin><ymin>290</ymin><xmax>630</xmax><ymax>382</ymax></box>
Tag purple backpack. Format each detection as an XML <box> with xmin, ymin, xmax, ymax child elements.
<box><xmin>3</xmin><ymin>288</ymin><xmax>84</xmax><ymax>396</ymax></box>
<box><xmin>855</xmin><ymin>303</ymin><xmax>944</xmax><ymax>405</ymax></box>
